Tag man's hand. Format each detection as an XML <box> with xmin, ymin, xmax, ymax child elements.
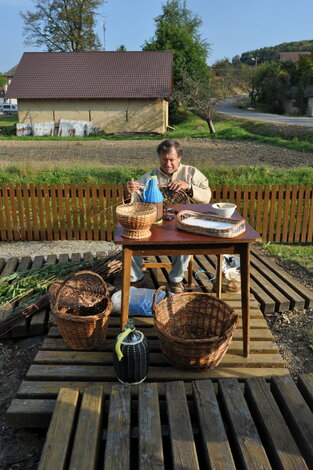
<box><xmin>125</xmin><ymin>177</ymin><xmax>143</xmax><ymax>195</ymax></box>
<box><xmin>167</xmin><ymin>179</ymin><xmax>190</xmax><ymax>192</ymax></box>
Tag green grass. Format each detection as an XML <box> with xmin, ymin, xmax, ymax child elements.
<box><xmin>260</xmin><ymin>242</ymin><xmax>313</xmax><ymax>274</ymax></box>
<box><xmin>0</xmin><ymin>163</ymin><xmax>312</xmax><ymax>185</ymax></box>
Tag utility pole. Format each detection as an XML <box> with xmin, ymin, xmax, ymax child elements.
<box><xmin>101</xmin><ymin>1</ymin><xmax>108</xmax><ymax>51</ymax></box>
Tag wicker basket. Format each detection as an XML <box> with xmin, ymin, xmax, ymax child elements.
<box><xmin>116</xmin><ymin>202</ymin><xmax>157</xmax><ymax>239</ymax></box>
<box><xmin>177</xmin><ymin>210</ymin><xmax>246</xmax><ymax>238</ymax></box>
<box><xmin>160</xmin><ymin>187</ymin><xmax>192</xmax><ymax>205</ymax></box>
<box><xmin>152</xmin><ymin>286</ymin><xmax>238</xmax><ymax>370</ymax></box>
<box><xmin>51</xmin><ymin>271</ymin><xmax>112</xmax><ymax>350</ymax></box>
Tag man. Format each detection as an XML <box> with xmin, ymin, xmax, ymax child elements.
<box><xmin>125</xmin><ymin>139</ymin><xmax>211</xmax><ymax>293</ymax></box>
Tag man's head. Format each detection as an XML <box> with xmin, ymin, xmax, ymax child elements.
<box><xmin>157</xmin><ymin>139</ymin><xmax>182</xmax><ymax>175</ymax></box>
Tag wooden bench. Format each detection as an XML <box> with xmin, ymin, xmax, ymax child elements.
<box><xmin>37</xmin><ymin>374</ymin><xmax>313</xmax><ymax>470</ymax></box>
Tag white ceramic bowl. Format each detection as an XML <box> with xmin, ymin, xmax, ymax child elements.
<box><xmin>211</xmin><ymin>202</ymin><xmax>237</xmax><ymax>218</ymax></box>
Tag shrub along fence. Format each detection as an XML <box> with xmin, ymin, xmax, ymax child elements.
<box><xmin>0</xmin><ymin>183</ymin><xmax>312</xmax><ymax>243</ymax></box>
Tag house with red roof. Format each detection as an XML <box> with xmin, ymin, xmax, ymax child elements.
<box><xmin>5</xmin><ymin>51</ymin><xmax>173</xmax><ymax>134</ymax></box>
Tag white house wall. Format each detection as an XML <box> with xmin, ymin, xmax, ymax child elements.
<box><xmin>18</xmin><ymin>98</ymin><xmax>168</xmax><ymax>133</ymax></box>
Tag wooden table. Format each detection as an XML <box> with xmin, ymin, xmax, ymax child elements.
<box><xmin>115</xmin><ymin>203</ymin><xmax>261</xmax><ymax>357</ymax></box>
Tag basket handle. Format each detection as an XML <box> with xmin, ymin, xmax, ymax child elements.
<box><xmin>152</xmin><ymin>285</ymin><xmax>171</xmax><ymax>313</ymax></box>
<box><xmin>53</xmin><ymin>270</ymin><xmax>109</xmax><ymax>313</ymax></box>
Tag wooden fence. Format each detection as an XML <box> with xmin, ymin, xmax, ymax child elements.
<box><xmin>0</xmin><ymin>183</ymin><xmax>312</xmax><ymax>243</ymax></box>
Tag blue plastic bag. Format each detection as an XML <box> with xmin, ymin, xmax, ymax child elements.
<box><xmin>111</xmin><ymin>287</ymin><xmax>168</xmax><ymax>316</ymax></box>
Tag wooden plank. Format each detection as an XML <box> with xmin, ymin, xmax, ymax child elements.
<box><xmin>37</xmin><ymin>387</ymin><xmax>79</xmax><ymax>470</ymax></box>
<box><xmin>300</xmin><ymin>185</ymin><xmax>311</xmax><ymax>243</ymax></box>
<box><xmin>250</xmin><ymin>267</ymin><xmax>290</xmax><ymax>312</ymax></box>
<box><xmin>250</xmin><ymin>277</ymin><xmax>276</xmax><ymax>314</ymax></box>
<box><xmin>193</xmin><ymin>380</ymin><xmax>236</xmax><ymax>469</ymax></box>
<box><xmin>0</xmin><ymin>186</ymin><xmax>7</xmax><ymax>240</ymax></box>
<box><xmin>138</xmin><ymin>383</ymin><xmax>164</xmax><ymax>470</ymax></box>
<box><xmin>71</xmin><ymin>184</ymin><xmax>79</xmax><ymax>241</ymax></box>
<box><xmin>295</xmin><ymin>184</ymin><xmax>304</xmax><ymax>242</ymax></box>
<box><xmin>51</xmin><ymin>184</ymin><xmax>59</xmax><ymax>241</ymax></box>
<box><xmin>32</xmin><ymin>350</ymin><xmax>285</xmax><ymax>368</ymax></box>
<box><xmin>41</xmin><ymin>336</ymin><xmax>279</xmax><ymax>355</ymax></box>
<box><xmin>271</xmin><ymin>376</ymin><xmax>313</xmax><ymax>467</ymax></box>
<box><xmin>166</xmin><ymin>381</ymin><xmax>199</xmax><ymax>470</ymax></box>
<box><xmin>251</xmin><ymin>252</ymin><xmax>305</xmax><ymax>309</ymax></box>
<box><xmin>43</xmin><ymin>183</ymin><xmax>53</xmax><ymax>241</ymax></box>
<box><xmin>288</xmin><ymin>185</ymin><xmax>298</xmax><ymax>242</ymax></box>
<box><xmin>78</xmin><ymin>184</ymin><xmax>85</xmax><ymax>240</ymax></box>
<box><xmin>274</xmin><ymin>184</ymin><xmax>284</xmax><ymax>242</ymax></box>
<box><xmin>8</xmin><ymin>183</ymin><xmax>20</xmax><ymax>240</ymax></box>
<box><xmin>268</xmin><ymin>185</ymin><xmax>277</xmax><ymax>242</ymax></box>
<box><xmin>2</xmin><ymin>184</ymin><xmax>13</xmax><ymax>240</ymax></box>
<box><xmin>297</xmin><ymin>374</ymin><xmax>313</xmax><ymax>411</ymax></box>
<box><xmin>251</xmin><ymin>247</ymin><xmax>313</xmax><ymax>308</ymax></box>
<box><xmin>219</xmin><ymin>378</ymin><xmax>272</xmax><ymax>469</ymax></box>
<box><xmin>246</xmin><ymin>378</ymin><xmax>308</xmax><ymax>469</ymax></box>
<box><xmin>6</xmin><ymin>398</ymin><xmax>55</xmax><ymax>428</ymax></box>
<box><xmin>37</xmin><ymin>183</ymin><xmax>46</xmax><ymax>240</ymax></box>
<box><xmin>70</xmin><ymin>385</ymin><xmax>104</xmax><ymax>470</ymax></box>
<box><xmin>104</xmin><ymin>384</ymin><xmax>131</xmax><ymax>470</ymax></box>
<box><xmin>22</xmin><ymin>183</ymin><xmax>33</xmax><ymax>241</ymax></box>
<box><xmin>64</xmin><ymin>184</ymin><xmax>72</xmax><ymax>240</ymax></box>
<box><xmin>0</xmin><ymin>257</ymin><xmax>19</xmax><ymax>277</ymax></box>
<box><xmin>29</xmin><ymin>183</ymin><xmax>39</xmax><ymax>240</ymax></box>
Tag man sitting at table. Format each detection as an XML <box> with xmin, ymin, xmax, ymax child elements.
<box><xmin>124</xmin><ymin>139</ymin><xmax>212</xmax><ymax>293</ymax></box>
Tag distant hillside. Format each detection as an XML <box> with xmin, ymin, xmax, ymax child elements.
<box><xmin>240</xmin><ymin>40</ymin><xmax>313</xmax><ymax>64</ymax></box>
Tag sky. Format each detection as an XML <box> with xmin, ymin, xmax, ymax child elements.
<box><xmin>1</xmin><ymin>0</ymin><xmax>313</xmax><ymax>73</ymax></box>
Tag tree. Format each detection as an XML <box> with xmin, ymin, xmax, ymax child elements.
<box><xmin>142</xmin><ymin>0</ymin><xmax>210</xmax><ymax>91</ymax></box>
<box><xmin>116</xmin><ymin>45</ymin><xmax>127</xmax><ymax>51</ymax></box>
<box><xmin>20</xmin><ymin>0</ymin><xmax>103</xmax><ymax>52</ymax></box>
<box><xmin>177</xmin><ymin>67</ymin><xmax>241</xmax><ymax>134</ymax></box>
<box><xmin>0</xmin><ymin>75</ymin><xmax>7</xmax><ymax>87</ymax></box>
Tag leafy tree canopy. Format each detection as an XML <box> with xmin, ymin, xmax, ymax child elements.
<box><xmin>143</xmin><ymin>0</ymin><xmax>210</xmax><ymax>90</ymax></box>
<box><xmin>0</xmin><ymin>75</ymin><xmax>7</xmax><ymax>87</ymax></box>
<box><xmin>20</xmin><ymin>0</ymin><xmax>103</xmax><ymax>52</ymax></box>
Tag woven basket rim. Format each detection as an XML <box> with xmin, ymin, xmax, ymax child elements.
<box><xmin>116</xmin><ymin>202</ymin><xmax>157</xmax><ymax>215</ymax></box>
<box><xmin>152</xmin><ymin>287</ymin><xmax>238</xmax><ymax>344</ymax></box>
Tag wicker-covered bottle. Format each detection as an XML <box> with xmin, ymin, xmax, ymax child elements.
<box><xmin>113</xmin><ymin>319</ymin><xmax>149</xmax><ymax>384</ymax></box>
<box><xmin>142</xmin><ymin>175</ymin><xmax>164</xmax><ymax>223</ymax></box>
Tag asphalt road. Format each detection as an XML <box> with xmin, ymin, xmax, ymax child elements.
<box><xmin>217</xmin><ymin>98</ymin><xmax>313</xmax><ymax>127</ymax></box>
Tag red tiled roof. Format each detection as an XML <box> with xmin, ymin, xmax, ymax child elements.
<box><xmin>5</xmin><ymin>51</ymin><xmax>173</xmax><ymax>99</ymax></box>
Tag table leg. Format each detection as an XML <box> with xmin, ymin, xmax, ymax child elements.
<box><xmin>216</xmin><ymin>254</ymin><xmax>222</xmax><ymax>298</ymax></box>
<box><xmin>120</xmin><ymin>247</ymin><xmax>132</xmax><ymax>331</ymax></box>
<box><xmin>240</xmin><ymin>244</ymin><xmax>250</xmax><ymax>357</ymax></box>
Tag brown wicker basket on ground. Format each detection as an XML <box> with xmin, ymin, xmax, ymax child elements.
<box><xmin>51</xmin><ymin>271</ymin><xmax>112</xmax><ymax>350</ymax></box>
<box><xmin>152</xmin><ymin>286</ymin><xmax>238</xmax><ymax>370</ymax></box>
<box><xmin>116</xmin><ymin>202</ymin><xmax>157</xmax><ymax>239</ymax></box>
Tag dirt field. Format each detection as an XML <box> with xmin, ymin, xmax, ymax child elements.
<box><xmin>0</xmin><ymin>138</ymin><xmax>313</xmax><ymax>168</ymax></box>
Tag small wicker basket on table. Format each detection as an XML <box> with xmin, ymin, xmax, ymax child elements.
<box><xmin>50</xmin><ymin>271</ymin><xmax>112</xmax><ymax>351</ymax></box>
<box><xmin>176</xmin><ymin>210</ymin><xmax>246</xmax><ymax>238</ymax></box>
<box><xmin>116</xmin><ymin>202</ymin><xmax>157</xmax><ymax>239</ymax></box>
<box><xmin>152</xmin><ymin>286</ymin><xmax>238</xmax><ymax>370</ymax></box>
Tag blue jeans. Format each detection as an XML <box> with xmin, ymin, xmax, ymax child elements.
<box><xmin>131</xmin><ymin>255</ymin><xmax>191</xmax><ymax>283</ymax></box>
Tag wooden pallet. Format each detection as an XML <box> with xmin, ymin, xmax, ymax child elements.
<box><xmin>1</xmin><ymin>245</ymin><xmax>312</xmax><ymax>340</ymax></box>
<box><xmin>35</xmin><ymin>375</ymin><xmax>313</xmax><ymax>470</ymax></box>
<box><xmin>7</xmin><ymin>291</ymin><xmax>290</xmax><ymax>429</ymax></box>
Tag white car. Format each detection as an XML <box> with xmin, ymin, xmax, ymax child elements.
<box><xmin>2</xmin><ymin>103</ymin><xmax>18</xmax><ymax>114</ymax></box>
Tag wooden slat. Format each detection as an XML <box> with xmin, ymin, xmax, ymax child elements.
<box><xmin>78</xmin><ymin>184</ymin><xmax>85</xmax><ymax>240</ymax></box>
<box><xmin>288</xmin><ymin>185</ymin><xmax>298</xmax><ymax>242</ymax></box>
<box><xmin>219</xmin><ymin>378</ymin><xmax>272</xmax><ymax>469</ymax></box>
<box><xmin>57</xmin><ymin>183</ymin><xmax>66</xmax><ymax>240</ymax></box>
<box><xmin>71</xmin><ymin>184</ymin><xmax>79</xmax><ymax>240</ymax></box>
<box><xmin>70</xmin><ymin>385</ymin><xmax>104</xmax><ymax>470</ymax></box>
<box><xmin>0</xmin><ymin>186</ymin><xmax>7</xmax><ymax>240</ymax></box>
<box><xmin>50</xmin><ymin>184</ymin><xmax>59</xmax><ymax>241</ymax></box>
<box><xmin>271</xmin><ymin>376</ymin><xmax>313</xmax><ymax>467</ymax></box>
<box><xmin>138</xmin><ymin>383</ymin><xmax>164</xmax><ymax>470</ymax></box>
<box><xmin>268</xmin><ymin>185</ymin><xmax>277</xmax><ymax>242</ymax></box>
<box><xmin>8</xmin><ymin>183</ymin><xmax>19</xmax><ymax>240</ymax></box>
<box><xmin>43</xmin><ymin>183</ymin><xmax>53</xmax><ymax>241</ymax></box>
<box><xmin>85</xmin><ymin>184</ymin><xmax>92</xmax><ymax>241</ymax></box>
<box><xmin>166</xmin><ymin>381</ymin><xmax>199</xmax><ymax>470</ymax></box>
<box><xmin>37</xmin><ymin>183</ymin><xmax>46</xmax><ymax>240</ymax></box>
<box><xmin>193</xmin><ymin>380</ymin><xmax>236</xmax><ymax>469</ymax></box>
<box><xmin>295</xmin><ymin>184</ymin><xmax>304</xmax><ymax>243</ymax></box>
<box><xmin>251</xmin><ymin>247</ymin><xmax>313</xmax><ymax>308</ymax></box>
<box><xmin>37</xmin><ymin>387</ymin><xmax>79</xmax><ymax>470</ymax></box>
<box><xmin>282</xmin><ymin>185</ymin><xmax>291</xmax><ymax>242</ymax></box>
<box><xmin>64</xmin><ymin>184</ymin><xmax>72</xmax><ymax>240</ymax></box>
<box><xmin>30</xmin><ymin>183</ymin><xmax>39</xmax><ymax>240</ymax></box>
<box><xmin>297</xmin><ymin>374</ymin><xmax>313</xmax><ymax>411</ymax></box>
<box><xmin>2</xmin><ymin>184</ymin><xmax>13</xmax><ymax>240</ymax></box>
<box><xmin>104</xmin><ymin>384</ymin><xmax>131</xmax><ymax>470</ymax></box>
<box><xmin>246</xmin><ymin>378</ymin><xmax>308</xmax><ymax>469</ymax></box>
<box><xmin>274</xmin><ymin>184</ymin><xmax>284</xmax><ymax>242</ymax></box>
<box><xmin>300</xmin><ymin>185</ymin><xmax>311</xmax><ymax>243</ymax></box>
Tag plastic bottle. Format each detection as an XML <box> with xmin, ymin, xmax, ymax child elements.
<box><xmin>113</xmin><ymin>319</ymin><xmax>149</xmax><ymax>384</ymax></box>
<box><xmin>142</xmin><ymin>175</ymin><xmax>164</xmax><ymax>223</ymax></box>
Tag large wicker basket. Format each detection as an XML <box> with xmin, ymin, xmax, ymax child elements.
<box><xmin>152</xmin><ymin>286</ymin><xmax>238</xmax><ymax>370</ymax></box>
<box><xmin>116</xmin><ymin>202</ymin><xmax>157</xmax><ymax>239</ymax></box>
<box><xmin>51</xmin><ymin>271</ymin><xmax>112</xmax><ymax>350</ymax></box>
